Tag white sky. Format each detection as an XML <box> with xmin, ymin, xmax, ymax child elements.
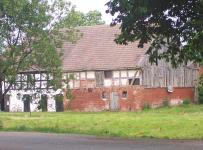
<box><xmin>68</xmin><ymin>0</ymin><xmax>113</xmax><ymax>24</ymax></box>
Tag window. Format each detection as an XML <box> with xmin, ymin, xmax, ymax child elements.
<box><xmin>104</xmin><ymin>71</ymin><xmax>112</xmax><ymax>78</ymax></box>
<box><xmin>122</xmin><ymin>91</ymin><xmax>128</xmax><ymax>99</ymax></box>
<box><xmin>128</xmin><ymin>78</ymin><xmax>140</xmax><ymax>85</ymax></box>
<box><xmin>35</xmin><ymin>74</ymin><xmax>40</xmax><ymax>80</ymax></box>
<box><xmin>41</xmin><ymin>81</ymin><xmax>47</xmax><ymax>89</ymax></box>
<box><xmin>101</xmin><ymin>91</ymin><xmax>108</xmax><ymax>100</ymax></box>
<box><xmin>41</xmin><ymin>73</ymin><xmax>47</xmax><ymax>80</ymax></box>
<box><xmin>15</xmin><ymin>82</ymin><xmax>21</xmax><ymax>90</ymax></box>
<box><xmin>88</xmin><ymin>88</ymin><xmax>93</xmax><ymax>92</ymax></box>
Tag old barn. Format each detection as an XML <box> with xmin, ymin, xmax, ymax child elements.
<box><xmin>62</xmin><ymin>25</ymin><xmax>199</xmax><ymax>111</ymax></box>
<box><xmin>4</xmin><ymin>25</ymin><xmax>199</xmax><ymax>112</ymax></box>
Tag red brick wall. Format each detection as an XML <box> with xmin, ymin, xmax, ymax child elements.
<box><xmin>200</xmin><ymin>67</ymin><xmax>203</xmax><ymax>75</ymax></box>
<box><xmin>64</xmin><ymin>86</ymin><xmax>194</xmax><ymax>111</ymax></box>
<box><xmin>136</xmin><ymin>88</ymin><xmax>194</xmax><ymax>109</ymax></box>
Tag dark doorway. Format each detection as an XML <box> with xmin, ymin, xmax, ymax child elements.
<box><xmin>4</xmin><ymin>95</ymin><xmax>10</xmax><ymax>112</ymax></box>
<box><xmin>41</xmin><ymin>95</ymin><xmax>48</xmax><ymax>112</ymax></box>
<box><xmin>55</xmin><ymin>94</ymin><xmax>64</xmax><ymax>112</ymax></box>
<box><xmin>23</xmin><ymin>95</ymin><xmax>31</xmax><ymax>112</ymax></box>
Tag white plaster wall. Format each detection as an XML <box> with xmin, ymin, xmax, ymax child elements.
<box><xmin>113</xmin><ymin>71</ymin><xmax>120</xmax><ymax>78</ymax></box>
<box><xmin>121</xmin><ymin>70</ymin><xmax>127</xmax><ymax>77</ymax></box>
<box><xmin>113</xmin><ymin>79</ymin><xmax>120</xmax><ymax>86</ymax></box>
<box><xmin>121</xmin><ymin>79</ymin><xmax>128</xmax><ymax>85</ymax></box>
<box><xmin>86</xmin><ymin>71</ymin><xmax>95</xmax><ymax>79</ymax></box>
<box><xmin>7</xmin><ymin>89</ymin><xmax>56</xmax><ymax>112</ymax></box>
<box><xmin>80</xmin><ymin>72</ymin><xmax>86</xmax><ymax>79</ymax></box>
<box><xmin>9</xmin><ymin>91</ymin><xmax>23</xmax><ymax>112</ymax></box>
<box><xmin>128</xmin><ymin>70</ymin><xmax>136</xmax><ymax>77</ymax></box>
<box><xmin>68</xmin><ymin>80</ymin><xmax>74</xmax><ymax>89</ymax></box>
<box><xmin>47</xmin><ymin>95</ymin><xmax>56</xmax><ymax>112</ymax></box>
<box><xmin>104</xmin><ymin>79</ymin><xmax>112</xmax><ymax>87</ymax></box>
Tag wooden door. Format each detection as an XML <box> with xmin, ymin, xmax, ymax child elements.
<box><xmin>110</xmin><ymin>92</ymin><xmax>119</xmax><ymax>111</ymax></box>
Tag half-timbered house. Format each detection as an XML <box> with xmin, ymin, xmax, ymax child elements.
<box><xmin>4</xmin><ymin>25</ymin><xmax>200</xmax><ymax>112</ymax></box>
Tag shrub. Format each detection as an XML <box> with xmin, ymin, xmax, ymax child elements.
<box><xmin>199</xmin><ymin>86</ymin><xmax>203</xmax><ymax>104</ymax></box>
<box><xmin>198</xmin><ymin>74</ymin><xmax>203</xmax><ymax>104</ymax></box>
<box><xmin>37</xmin><ymin>95</ymin><xmax>48</xmax><ymax>112</ymax></box>
<box><xmin>182</xmin><ymin>99</ymin><xmax>191</xmax><ymax>105</ymax></box>
<box><xmin>143</xmin><ymin>103</ymin><xmax>151</xmax><ymax>110</ymax></box>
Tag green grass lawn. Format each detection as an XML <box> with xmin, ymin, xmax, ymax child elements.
<box><xmin>1</xmin><ymin>104</ymin><xmax>203</xmax><ymax>139</ymax></box>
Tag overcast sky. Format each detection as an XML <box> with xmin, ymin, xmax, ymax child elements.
<box><xmin>68</xmin><ymin>0</ymin><xmax>113</xmax><ymax>24</ymax></box>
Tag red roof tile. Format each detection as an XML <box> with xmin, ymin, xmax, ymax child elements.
<box><xmin>62</xmin><ymin>25</ymin><xmax>149</xmax><ymax>71</ymax></box>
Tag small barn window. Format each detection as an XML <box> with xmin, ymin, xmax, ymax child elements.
<box><xmin>128</xmin><ymin>78</ymin><xmax>140</xmax><ymax>85</ymax></box>
<box><xmin>122</xmin><ymin>91</ymin><xmax>128</xmax><ymax>99</ymax></box>
<box><xmin>101</xmin><ymin>91</ymin><xmax>108</xmax><ymax>100</ymax></box>
<box><xmin>104</xmin><ymin>71</ymin><xmax>112</xmax><ymax>79</ymax></box>
<box><xmin>88</xmin><ymin>88</ymin><xmax>93</xmax><ymax>93</ymax></box>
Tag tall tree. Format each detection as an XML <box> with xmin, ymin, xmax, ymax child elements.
<box><xmin>61</xmin><ymin>10</ymin><xmax>105</xmax><ymax>27</ymax></box>
<box><xmin>106</xmin><ymin>0</ymin><xmax>203</xmax><ymax>66</ymax></box>
<box><xmin>0</xmin><ymin>0</ymin><xmax>79</xmax><ymax>111</ymax></box>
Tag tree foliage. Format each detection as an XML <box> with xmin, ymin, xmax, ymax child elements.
<box><xmin>0</xmin><ymin>0</ymin><xmax>80</xmax><ymax>110</ymax></box>
<box><xmin>106</xmin><ymin>0</ymin><xmax>203</xmax><ymax>66</ymax></box>
<box><xmin>61</xmin><ymin>10</ymin><xmax>105</xmax><ymax>27</ymax></box>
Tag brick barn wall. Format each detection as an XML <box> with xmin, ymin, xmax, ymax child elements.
<box><xmin>200</xmin><ymin>67</ymin><xmax>203</xmax><ymax>75</ymax></box>
<box><xmin>64</xmin><ymin>86</ymin><xmax>194</xmax><ymax>112</ymax></box>
<box><xmin>140</xmin><ymin>88</ymin><xmax>194</xmax><ymax>108</ymax></box>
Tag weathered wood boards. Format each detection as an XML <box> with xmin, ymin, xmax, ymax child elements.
<box><xmin>141</xmin><ymin>57</ymin><xmax>198</xmax><ymax>88</ymax></box>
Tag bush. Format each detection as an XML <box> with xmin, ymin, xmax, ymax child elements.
<box><xmin>143</xmin><ymin>103</ymin><xmax>151</xmax><ymax>110</ymax></box>
<box><xmin>182</xmin><ymin>99</ymin><xmax>191</xmax><ymax>105</ymax></box>
<box><xmin>198</xmin><ymin>75</ymin><xmax>203</xmax><ymax>104</ymax></box>
<box><xmin>37</xmin><ymin>95</ymin><xmax>48</xmax><ymax>112</ymax></box>
<box><xmin>55</xmin><ymin>94</ymin><xmax>64</xmax><ymax>112</ymax></box>
<box><xmin>199</xmin><ymin>86</ymin><xmax>203</xmax><ymax>104</ymax></box>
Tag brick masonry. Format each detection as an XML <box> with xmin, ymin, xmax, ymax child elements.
<box><xmin>64</xmin><ymin>86</ymin><xmax>194</xmax><ymax>112</ymax></box>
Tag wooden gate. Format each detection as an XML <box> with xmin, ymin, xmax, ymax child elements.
<box><xmin>110</xmin><ymin>92</ymin><xmax>119</xmax><ymax>111</ymax></box>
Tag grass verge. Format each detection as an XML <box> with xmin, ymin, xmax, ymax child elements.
<box><xmin>1</xmin><ymin>104</ymin><xmax>203</xmax><ymax>139</ymax></box>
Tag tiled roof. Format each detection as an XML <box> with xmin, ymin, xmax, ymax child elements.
<box><xmin>62</xmin><ymin>25</ymin><xmax>149</xmax><ymax>71</ymax></box>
